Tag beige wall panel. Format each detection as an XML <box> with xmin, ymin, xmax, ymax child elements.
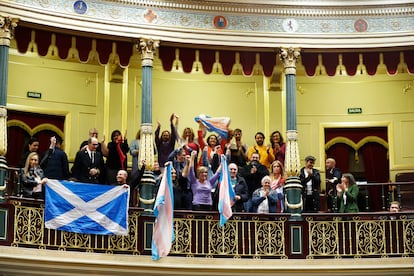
<box><xmin>152</xmin><ymin>72</ymin><xmax>263</xmax><ymax>147</ymax></box>
<box><xmin>8</xmin><ymin>60</ymin><xmax>99</xmax><ymax>107</ymax></box>
<box><xmin>296</xmin><ymin>73</ymin><xmax>414</xmax><ymax>177</ymax></box>
<box><xmin>297</xmin><ymin>122</ymin><xmax>314</xmax><ymax>166</ymax></box>
<box><xmin>108</xmin><ymin>82</ymin><xmax>123</xmax><ymax>133</ymax></box>
<box><xmin>7</xmin><ymin>55</ymin><xmax>106</xmax><ymax>160</ymax></box>
<box><xmin>400</xmin><ymin>120</ymin><xmax>414</xmax><ymax>158</ymax></box>
<box><xmin>77</xmin><ymin>112</ymin><xmax>98</xmax><ymax>145</ymax></box>
<box><xmin>269</xmin><ymin>90</ymin><xmax>284</xmax><ymax>136</ymax></box>
<box><xmin>297</xmin><ymin>75</ymin><xmax>414</xmax><ymax>116</ymax></box>
<box><xmin>126</xmin><ymin>72</ymin><xmax>142</xmax><ymax>142</ymax></box>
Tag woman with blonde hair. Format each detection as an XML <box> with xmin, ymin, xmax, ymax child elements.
<box><xmin>183</xmin><ymin>150</ymin><xmax>221</xmax><ymax>211</ymax></box>
<box><xmin>270</xmin><ymin>160</ymin><xmax>285</xmax><ymax>212</ymax></box>
<box><xmin>21</xmin><ymin>152</ymin><xmax>48</xmax><ymax>199</ymax></box>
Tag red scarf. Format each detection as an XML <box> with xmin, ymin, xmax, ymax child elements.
<box><xmin>116</xmin><ymin>138</ymin><xmax>126</xmax><ymax>169</ymax></box>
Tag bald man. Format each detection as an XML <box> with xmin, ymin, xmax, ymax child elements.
<box><xmin>115</xmin><ymin>170</ymin><xmax>129</xmax><ymax>187</ymax></box>
<box><xmin>325</xmin><ymin>158</ymin><xmax>342</xmax><ymax>212</ymax></box>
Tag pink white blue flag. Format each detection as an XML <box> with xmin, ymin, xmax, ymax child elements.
<box><xmin>218</xmin><ymin>155</ymin><xmax>235</xmax><ymax>227</ymax></box>
<box><xmin>194</xmin><ymin>114</ymin><xmax>231</xmax><ymax>139</ymax></box>
<box><xmin>152</xmin><ymin>162</ymin><xmax>175</xmax><ymax>261</ymax></box>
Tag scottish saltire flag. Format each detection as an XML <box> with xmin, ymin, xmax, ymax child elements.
<box><xmin>218</xmin><ymin>155</ymin><xmax>235</xmax><ymax>227</ymax></box>
<box><xmin>152</xmin><ymin>163</ymin><xmax>175</xmax><ymax>261</ymax></box>
<box><xmin>194</xmin><ymin>114</ymin><xmax>231</xmax><ymax>139</ymax></box>
<box><xmin>45</xmin><ymin>180</ymin><xmax>130</xmax><ymax>236</ymax></box>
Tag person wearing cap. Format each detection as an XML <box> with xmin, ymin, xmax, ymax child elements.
<box><xmin>300</xmin><ymin>155</ymin><xmax>321</xmax><ymax>212</ymax></box>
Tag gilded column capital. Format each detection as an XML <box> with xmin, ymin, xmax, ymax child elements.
<box><xmin>138</xmin><ymin>38</ymin><xmax>159</xmax><ymax>67</ymax></box>
<box><xmin>0</xmin><ymin>15</ymin><xmax>19</xmax><ymax>47</ymax></box>
<box><xmin>280</xmin><ymin>47</ymin><xmax>301</xmax><ymax>75</ymax></box>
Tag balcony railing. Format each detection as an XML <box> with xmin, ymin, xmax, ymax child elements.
<box><xmin>1</xmin><ymin>167</ymin><xmax>413</xmax><ymax>259</ymax></box>
<box><xmin>1</xmin><ymin>198</ymin><xmax>413</xmax><ymax>259</ymax></box>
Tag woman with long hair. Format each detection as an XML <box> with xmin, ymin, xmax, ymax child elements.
<box><xmin>337</xmin><ymin>173</ymin><xmax>359</xmax><ymax>213</ymax></box>
<box><xmin>21</xmin><ymin>152</ymin><xmax>48</xmax><ymax>199</ymax></box>
<box><xmin>270</xmin><ymin>160</ymin><xmax>285</xmax><ymax>213</ymax></box>
<box><xmin>269</xmin><ymin>130</ymin><xmax>286</xmax><ymax>166</ymax></box>
<box><xmin>106</xmin><ymin>129</ymin><xmax>129</xmax><ymax>184</ymax></box>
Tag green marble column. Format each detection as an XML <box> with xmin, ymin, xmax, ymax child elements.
<box><xmin>0</xmin><ymin>16</ymin><xmax>18</xmax><ymax>202</ymax></box>
<box><xmin>137</xmin><ymin>38</ymin><xmax>159</xmax><ymax>211</ymax></box>
<box><xmin>280</xmin><ymin>47</ymin><xmax>302</xmax><ymax>220</ymax></box>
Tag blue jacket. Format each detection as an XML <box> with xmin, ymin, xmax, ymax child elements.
<box><xmin>251</xmin><ymin>187</ymin><xmax>278</xmax><ymax>213</ymax></box>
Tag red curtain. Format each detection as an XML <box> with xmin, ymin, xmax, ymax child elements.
<box><xmin>325</xmin><ymin>127</ymin><xmax>389</xmax><ymax>211</ymax></box>
<box><xmin>13</xmin><ymin>25</ymin><xmax>414</xmax><ymax>76</ymax></box>
<box><xmin>7</xmin><ymin>110</ymin><xmax>65</xmax><ymax>168</ymax></box>
<box><xmin>360</xmin><ymin>143</ymin><xmax>390</xmax><ymax>211</ymax></box>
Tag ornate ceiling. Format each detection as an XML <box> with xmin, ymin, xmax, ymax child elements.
<box><xmin>1</xmin><ymin>0</ymin><xmax>413</xmax><ymax>76</ymax></box>
<box><xmin>1</xmin><ymin>0</ymin><xmax>414</xmax><ymax>49</ymax></box>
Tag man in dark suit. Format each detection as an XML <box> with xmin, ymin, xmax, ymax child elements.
<box><xmin>300</xmin><ymin>155</ymin><xmax>321</xmax><ymax>212</ymax></box>
<box><xmin>72</xmin><ymin>137</ymin><xmax>105</xmax><ymax>184</ymax></box>
<box><xmin>325</xmin><ymin>158</ymin><xmax>342</xmax><ymax>212</ymax></box>
<box><xmin>40</xmin><ymin>136</ymin><xmax>70</xmax><ymax>180</ymax></box>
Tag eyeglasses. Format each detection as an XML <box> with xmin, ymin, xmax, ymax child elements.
<box><xmin>92</xmin><ymin>144</ymin><xmax>99</xmax><ymax>146</ymax></box>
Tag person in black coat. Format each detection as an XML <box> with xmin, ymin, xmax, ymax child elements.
<box><xmin>40</xmin><ymin>136</ymin><xmax>69</xmax><ymax>180</ymax></box>
<box><xmin>325</xmin><ymin>158</ymin><xmax>342</xmax><ymax>212</ymax></box>
<box><xmin>72</xmin><ymin>137</ymin><xmax>105</xmax><ymax>184</ymax></box>
<box><xmin>239</xmin><ymin>152</ymin><xmax>269</xmax><ymax>212</ymax></box>
<box><xmin>228</xmin><ymin>163</ymin><xmax>248</xmax><ymax>212</ymax></box>
<box><xmin>300</xmin><ymin>155</ymin><xmax>321</xmax><ymax>212</ymax></box>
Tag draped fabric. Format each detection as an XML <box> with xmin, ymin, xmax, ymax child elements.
<box><xmin>7</xmin><ymin>110</ymin><xmax>65</xmax><ymax>167</ymax></box>
<box><xmin>13</xmin><ymin>25</ymin><xmax>414</xmax><ymax>76</ymax></box>
<box><xmin>325</xmin><ymin>127</ymin><xmax>389</xmax><ymax>211</ymax></box>
<box><xmin>360</xmin><ymin>143</ymin><xmax>390</xmax><ymax>211</ymax></box>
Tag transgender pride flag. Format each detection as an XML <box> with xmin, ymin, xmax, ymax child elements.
<box><xmin>152</xmin><ymin>162</ymin><xmax>175</xmax><ymax>261</ymax></box>
<box><xmin>218</xmin><ymin>155</ymin><xmax>235</xmax><ymax>227</ymax></box>
<box><xmin>194</xmin><ymin>114</ymin><xmax>231</xmax><ymax>139</ymax></box>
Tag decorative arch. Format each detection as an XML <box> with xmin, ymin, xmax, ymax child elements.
<box><xmin>7</xmin><ymin>120</ymin><xmax>64</xmax><ymax>139</ymax></box>
<box><xmin>325</xmin><ymin>135</ymin><xmax>389</xmax><ymax>162</ymax></box>
<box><xmin>6</xmin><ymin>111</ymin><xmax>66</xmax><ymax>167</ymax></box>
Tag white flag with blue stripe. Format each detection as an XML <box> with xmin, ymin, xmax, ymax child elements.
<box><xmin>45</xmin><ymin>180</ymin><xmax>130</xmax><ymax>236</ymax></box>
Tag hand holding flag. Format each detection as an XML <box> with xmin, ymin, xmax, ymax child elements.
<box><xmin>194</xmin><ymin>114</ymin><xmax>231</xmax><ymax>140</ymax></box>
<box><xmin>152</xmin><ymin>162</ymin><xmax>175</xmax><ymax>261</ymax></box>
<box><xmin>218</xmin><ymin>155</ymin><xmax>235</xmax><ymax>227</ymax></box>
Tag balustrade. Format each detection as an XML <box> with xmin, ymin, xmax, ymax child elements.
<box><xmin>1</xmin><ymin>168</ymin><xmax>414</xmax><ymax>259</ymax></box>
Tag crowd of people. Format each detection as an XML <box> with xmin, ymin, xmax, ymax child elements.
<box><xmin>18</xmin><ymin>113</ymin><xmax>401</xmax><ymax>215</ymax></box>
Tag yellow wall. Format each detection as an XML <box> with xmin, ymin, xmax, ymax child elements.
<box><xmin>296</xmin><ymin>72</ymin><xmax>414</xmax><ymax>179</ymax></box>
<box><xmin>6</xmin><ymin>49</ymin><xmax>414</xmax><ymax>180</ymax></box>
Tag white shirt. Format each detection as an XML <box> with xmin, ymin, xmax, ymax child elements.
<box><xmin>304</xmin><ymin>169</ymin><xmax>313</xmax><ymax>195</ymax></box>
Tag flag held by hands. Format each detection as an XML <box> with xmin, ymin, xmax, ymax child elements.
<box><xmin>194</xmin><ymin>114</ymin><xmax>231</xmax><ymax>139</ymax></box>
<box><xmin>152</xmin><ymin>162</ymin><xmax>175</xmax><ymax>261</ymax></box>
<box><xmin>45</xmin><ymin>180</ymin><xmax>130</xmax><ymax>236</ymax></box>
<box><xmin>218</xmin><ymin>155</ymin><xmax>235</xmax><ymax>227</ymax></box>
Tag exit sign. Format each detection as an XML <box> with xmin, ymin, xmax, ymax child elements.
<box><xmin>348</xmin><ymin>107</ymin><xmax>362</xmax><ymax>114</ymax></box>
<box><xmin>27</xmin><ymin>91</ymin><xmax>42</xmax><ymax>99</ymax></box>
